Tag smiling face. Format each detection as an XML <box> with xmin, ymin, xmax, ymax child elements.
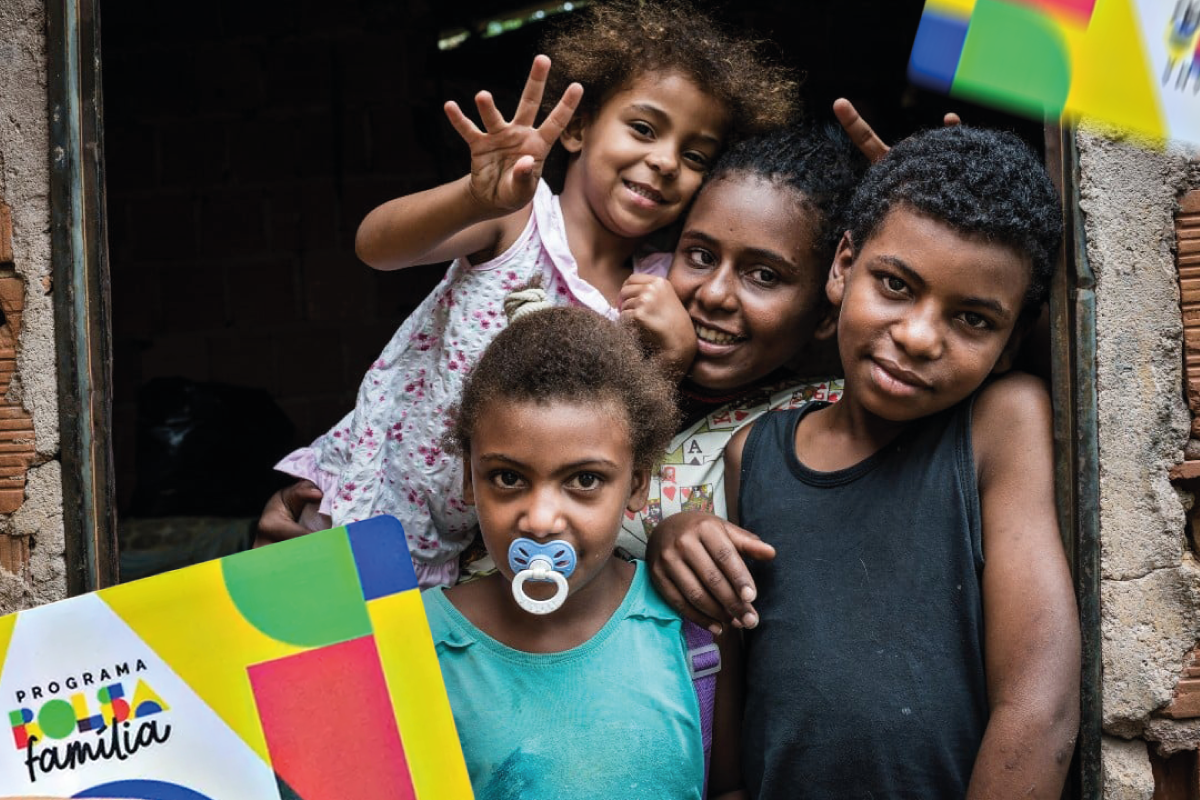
<box><xmin>462</xmin><ymin>397</ymin><xmax>650</xmax><ymax>608</ymax></box>
<box><xmin>828</xmin><ymin>206</ymin><xmax>1031</xmax><ymax>424</ymax></box>
<box><xmin>668</xmin><ymin>174</ymin><xmax>828</xmax><ymax>392</ymax></box>
<box><xmin>560</xmin><ymin>70</ymin><xmax>729</xmax><ymax>241</ymax></box>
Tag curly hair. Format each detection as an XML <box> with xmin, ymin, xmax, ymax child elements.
<box><xmin>541</xmin><ymin>0</ymin><xmax>797</xmax><ymax>141</ymax></box>
<box><xmin>448</xmin><ymin>307</ymin><xmax>679</xmax><ymax>471</ymax></box>
<box><xmin>706</xmin><ymin>119</ymin><xmax>869</xmax><ymax>271</ymax></box>
<box><xmin>845</xmin><ymin>126</ymin><xmax>1062</xmax><ymax>314</ymax></box>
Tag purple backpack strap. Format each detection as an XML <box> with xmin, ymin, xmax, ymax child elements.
<box><xmin>683</xmin><ymin>619</ymin><xmax>721</xmax><ymax>795</ymax></box>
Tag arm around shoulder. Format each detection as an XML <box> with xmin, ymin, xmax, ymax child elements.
<box><xmin>968</xmin><ymin>373</ymin><xmax>1080</xmax><ymax>799</ymax></box>
<box><xmin>645</xmin><ymin>424</ymin><xmax>772</xmax><ymax>632</ymax></box>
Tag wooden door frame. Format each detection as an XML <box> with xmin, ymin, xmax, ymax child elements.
<box><xmin>1046</xmin><ymin>123</ymin><xmax>1101</xmax><ymax>800</ymax></box>
<box><xmin>48</xmin><ymin>0</ymin><xmax>118</xmax><ymax>593</ymax></box>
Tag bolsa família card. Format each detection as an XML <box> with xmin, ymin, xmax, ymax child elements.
<box><xmin>0</xmin><ymin>515</ymin><xmax>472</xmax><ymax>800</ymax></box>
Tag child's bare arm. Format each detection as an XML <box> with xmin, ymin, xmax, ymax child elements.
<box><xmin>647</xmin><ymin>424</ymin><xmax>774</xmax><ymax>632</ymax></box>
<box><xmin>354</xmin><ymin>55</ymin><xmax>583</xmax><ymax>271</ymax></box>
<box><xmin>619</xmin><ymin>273</ymin><xmax>697</xmax><ymax>380</ymax></box>
<box><xmin>967</xmin><ymin>373</ymin><xmax>1080</xmax><ymax>799</ymax></box>
<box><xmin>707</xmin><ymin>628</ymin><xmax>748</xmax><ymax>800</ymax></box>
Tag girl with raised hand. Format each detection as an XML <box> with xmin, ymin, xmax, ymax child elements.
<box><xmin>262</xmin><ymin>0</ymin><xmax>796</xmax><ymax>591</ymax></box>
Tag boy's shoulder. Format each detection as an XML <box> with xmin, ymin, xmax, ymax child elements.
<box><xmin>971</xmin><ymin>370</ymin><xmax>1052</xmax><ymax>483</ymax></box>
<box><xmin>972</xmin><ymin>371</ymin><xmax>1051</xmax><ymax>432</ymax></box>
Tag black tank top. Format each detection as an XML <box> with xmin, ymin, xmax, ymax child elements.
<box><xmin>739</xmin><ymin>401</ymin><xmax>987</xmax><ymax>800</ymax></box>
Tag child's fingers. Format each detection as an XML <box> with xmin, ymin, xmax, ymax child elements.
<box><xmin>620</xmin><ymin>272</ymin><xmax>660</xmax><ymax>291</ymax></box>
<box><xmin>444</xmin><ymin>100</ymin><xmax>482</xmax><ymax>143</ymax></box>
<box><xmin>729</xmin><ymin>528</ymin><xmax>777</xmax><ymax>564</ymax></box>
<box><xmin>538</xmin><ymin>82</ymin><xmax>583</xmax><ymax>146</ymax></box>
<box><xmin>281</xmin><ymin>479</ymin><xmax>324</xmax><ymax>516</ymax></box>
<box><xmin>688</xmin><ymin>528</ymin><xmax>763</xmax><ymax>624</ymax></box>
<box><xmin>833</xmin><ymin>97</ymin><xmax>890</xmax><ymax>164</ymax></box>
<box><xmin>682</xmin><ymin>540</ymin><xmax>754</xmax><ymax>623</ymax></box>
<box><xmin>513</xmin><ymin>54</ymin><xmax>552</xmax><ymax>128</ymax></box>
<box><xmin>473</xmin><ymin>90</ymin><xmax>508</xmax><ymax>132</ymax></box>
<box><xmin>618</xmin><ymin>278</ymin><xmax>653</xmax><ymax>309</ymax></box>
<box><xmin>509</xmin><ymin>155</ymin><xmax>539</xmax><ymax>188</ymax></box>
<box><xmin>618</xmin><ymin>273</ymin><xmax>668</xmax><ymax>305</ymax></box>
<box><xmin>650</xmin><ymin>554</ymin><xmax>729</xmax><ymax>635</ymax></box>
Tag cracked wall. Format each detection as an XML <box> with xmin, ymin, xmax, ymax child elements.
<box><xmin>0</xmin><ymin>0</ymin><xmax>67</xmax><ymax>611</ymax></box>
<box><xmin>1080</xmin><ymin>128</ymin><xmax>1200</xmax><ymax>796</ymax></box>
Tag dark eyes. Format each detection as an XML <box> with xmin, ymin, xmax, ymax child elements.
<box><xmin>487</xmin><ymin>470</ymin><xmax>605</xmax><ymax>491</ymax></box>
<box><xmin>959</xmin><ymin>311</ymin><xmax>991</xmax><ymax>330</ymax></box>
<box><xmin>683</xmin><ymin>249</ymin><xmax>781</xmax><ymax>287</ymax></box>
<box><xmin>684</xmin><ymin>247</ymin><xmax>716</xmax><ymax>268</ymax></box>
<box><xmin>490</xmin><ymin>470</ymin><xmax>524</xmax><ymax>489</ymax></box>
<box><xmin>567</xmin><ymin>472</ymin><xmax>604</xmax><ymax>491</ymax></box>
<box><xmin>628</xmin><ymin>121</ymin><xmax>712</xmax><ymax>170</ymax></box>
<box><xmin>877</xmin><ymin>273</ymin><xmax>995</xmax><ymax>330</ymax></box>
<box><xmin>749</xmin><ymin>267</ymin><xmax>779</xmax><ymax>286</ymax></box>
<box><xmin>629</xmin><ymin>120</ymin><xmax>654</xmax><ymax>137</ymax></box>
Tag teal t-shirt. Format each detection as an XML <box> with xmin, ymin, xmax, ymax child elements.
<box><xmin>424</xmin><ymin>560</ymin><xmax>704</xmax><ymax>800</ymax></box>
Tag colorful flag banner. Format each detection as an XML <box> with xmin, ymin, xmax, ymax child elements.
<box><xmin>909</xmin><ymin>0</ymin><xmax>1200</xmax><ymax>144</ymax></box>
<box><xmin>0</xmin><ymin>516</ymin><xmax>472</xmax><ymax>800</ymax></box>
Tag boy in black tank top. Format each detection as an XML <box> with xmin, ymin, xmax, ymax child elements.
<box><xmin>649</xmin><ymin>127</ymin><xmax>1080</xmax><ymax>798</ymax></box>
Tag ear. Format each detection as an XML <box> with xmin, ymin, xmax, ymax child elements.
<box><xmin>991</xmin><ymin>315</ymin><xmax>1034</xmax><ymax>375</ymax></box>
<box><xmin>813</xmin><ymin>298</ymin><xmax>838</xmax><ymax>342</ymax></box>
<box><xmin>461</xmin><ymin>457</ymin><xmax>477</xmax><ymax>506</ymax></box>
<box><xmin>560</xmin><ymin>113</ymin><xmax>588</xmax><ymax>155</ymax></box>
<box><xmin>826</xmin><ymin>232</ymin><xmax>856</xmax><ymax>310</ymax></box>
<box><xmin>626</xmin><ymin>469</ymin><xmax>652</xmax><ymax>514</ymax></box>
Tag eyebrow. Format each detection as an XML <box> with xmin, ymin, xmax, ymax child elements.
<box><xmin>627</xmin><ymin>103</ymin><xmax>723</xmax><ymax>147</ymax></box>
<box><xmin>476</xmin><ymin>454</ymin><xmax>621</xmax><ymax>472</ymax></box>
<box><xmin>873</xmin><ymin>255</ymin><xmax>1014</xmax><ymax>320</ymax></box>
<box><xmin>681</xmin><ymin>231</ymin><xmax>798</xmax><ymax>273</ymax></box>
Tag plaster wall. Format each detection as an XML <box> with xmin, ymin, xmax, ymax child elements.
<box><xmin>1079</xmin><ymin>129</ymin><xmax>1200</xmax><ymax>793</ymax></box>
<box><xmin>0</xmin><ymin>0</ymin><xmax>67</xmax><ymax>610</ymax></box>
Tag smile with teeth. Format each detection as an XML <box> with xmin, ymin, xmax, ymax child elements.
<box><xmin>624</xmin><ymin>180</ymin><xmax>664</xmax><ymax>204</ymax></box>
<box><xmin>694</xmin><ymin>323</ymin><xmax>744</xmax><ymax>345</ymax></box>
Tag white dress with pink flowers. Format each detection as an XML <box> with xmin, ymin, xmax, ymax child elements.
<box><xmin>276</xmin><ymin>180</ymin><xmax>668</xmax><ymax>589</ymax></box>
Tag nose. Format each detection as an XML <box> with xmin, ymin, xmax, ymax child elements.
<box><xmin>519</xmin><ymin>485</ymin><xmax>567</xmax><ymax>538</ymax></box>
<box><xmin>891</xmin><ymin>302</ymin><xmax>944</xmax><ymax>360</ymax></box>
<box><xmin>646</xmin><ymin>142</ymin><xmax>679</xmax><ymax>178</ymax></box>
<box><xmin>693</xmin><ymin>262</ymin><xmax>739</xmax><ymax>313</ymax></box>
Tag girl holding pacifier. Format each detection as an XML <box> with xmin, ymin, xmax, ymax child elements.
<box><xmin>426</xmin><ymin>302</ymin><xmax>745</xmax><ymax>800</ymax></box>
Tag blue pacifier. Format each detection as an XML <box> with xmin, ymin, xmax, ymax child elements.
<box><xmin>507</xmin><ymin>538</ymin><xmax>577</xmax><ymax>615</ymax></box>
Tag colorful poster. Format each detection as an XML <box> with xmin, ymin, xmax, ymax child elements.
<box><xmin>0</xmin><ymin>516</ymin><xmax>472</xmax><ymax>800</ymax></box>
<box><xmin>909</xmin><ymin>0</ymin><xmax>1200</xmax><ymax>145</ymax></box>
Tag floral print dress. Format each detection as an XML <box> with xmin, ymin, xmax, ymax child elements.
<box><xmin>276</xmin><ymin>180</ymin><xmax>668</xmax><ymax>588</ymax></box>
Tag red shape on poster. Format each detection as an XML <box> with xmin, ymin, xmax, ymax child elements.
<box><xmin>1006</xmin><ymin>0</ymin><xmax>1096</xmax><ymax>25</ymax></box>
<box><xmin>249</xmin><ymin>635</ymin><xmax>416</xmax><ymax>800</ymax></box>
